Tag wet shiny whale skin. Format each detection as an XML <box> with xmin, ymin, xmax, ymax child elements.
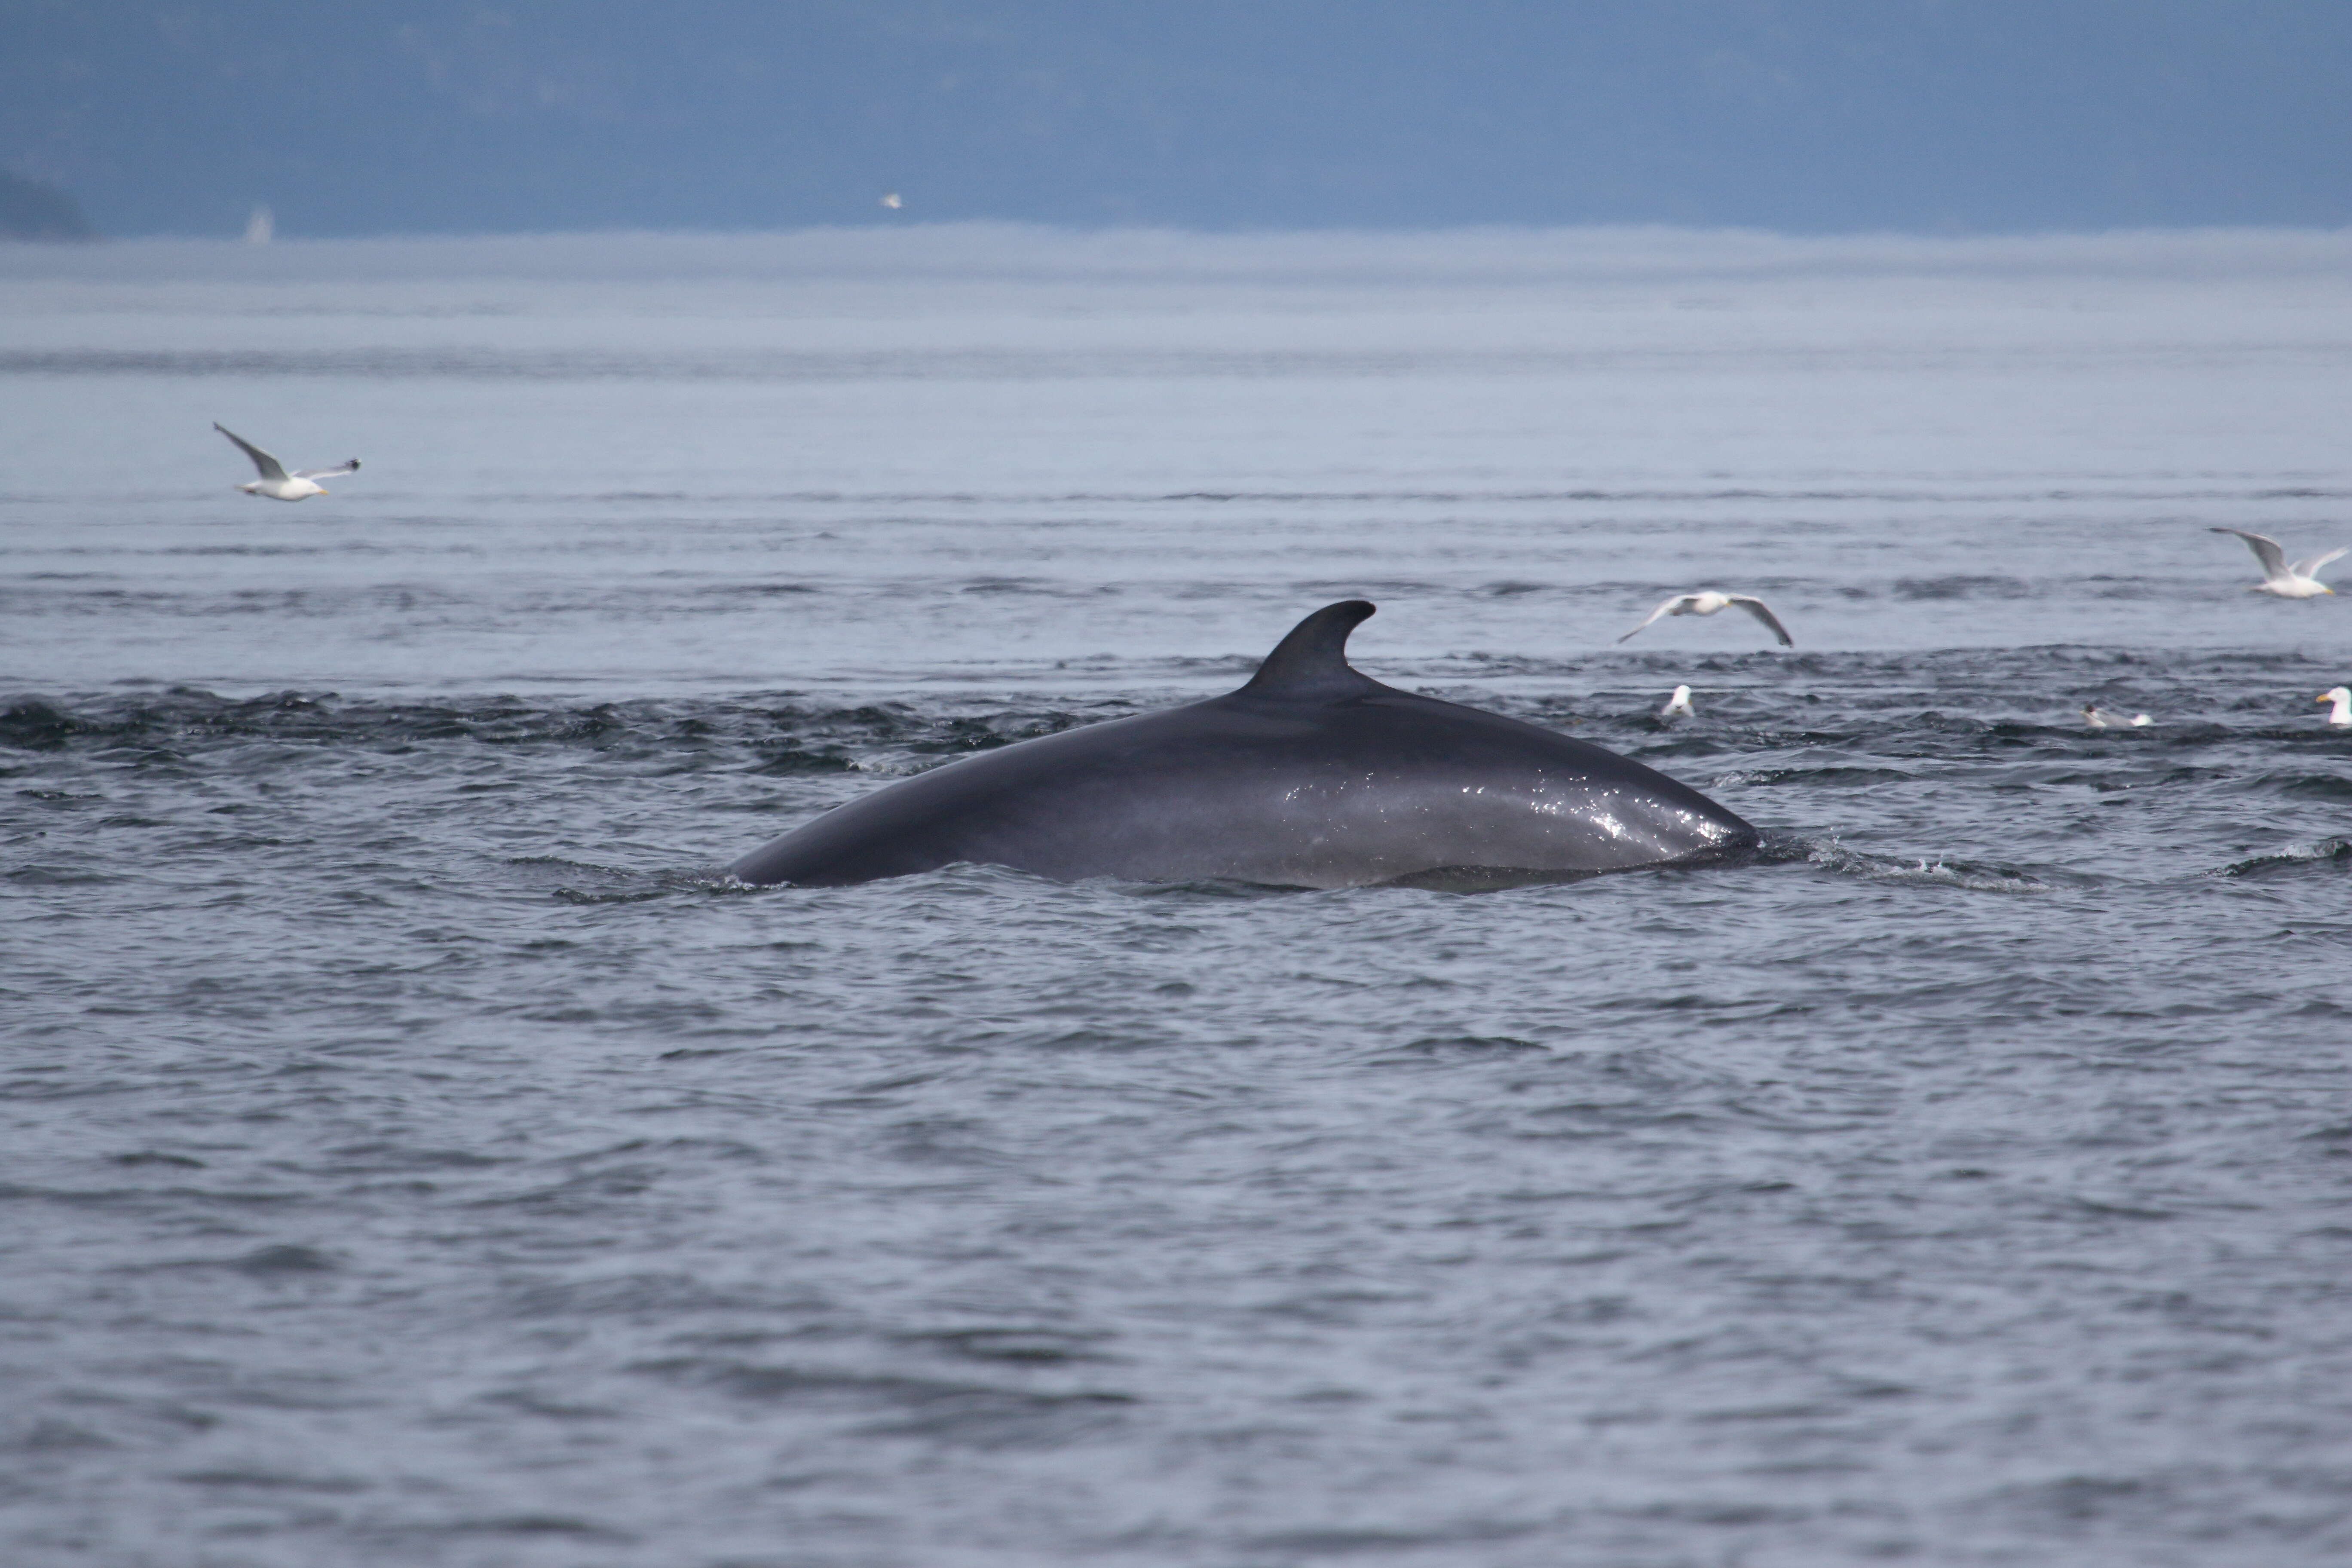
<box><xmin>728</xmin><ymin>600</ymin><xmax>1758</xmax><ymax>888</ymax></box>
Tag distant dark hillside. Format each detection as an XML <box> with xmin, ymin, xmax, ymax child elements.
<box><xmin>0</xmin><ymin>169</ymin><xmax>94</xmax><ymax>240</ymax></box>
<box><xmin>4</xmin><ymin>2</ymin><xmax>2350</xmax><ymax>237</ymax></box>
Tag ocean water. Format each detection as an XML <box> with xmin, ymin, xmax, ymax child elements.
<box><xmin>5</xmin><ymin>227</ymin><xmax>2352</xmax><ymax>1567</ymax></box>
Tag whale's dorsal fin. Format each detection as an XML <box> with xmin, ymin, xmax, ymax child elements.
<box><xmin>1239</xmin><ymin>600</ymin><xmax>1384</xmax><ymax>700</ymax></box>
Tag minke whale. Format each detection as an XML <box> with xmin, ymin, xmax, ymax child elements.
<box><xmin>727</xmin><ymin>600</ymin><xmax>1758</xmax><ymax>889</ymax></box>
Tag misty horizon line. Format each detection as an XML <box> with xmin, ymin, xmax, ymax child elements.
<box><xmin>29</xmin><ymin>216</ymin><xmax>2352</xmax><ymax>244</ymax></box>
<box><xmin>7</xmin><ymin>220</ymin><xmax>2352</xmax><ymax>291</ymax></box>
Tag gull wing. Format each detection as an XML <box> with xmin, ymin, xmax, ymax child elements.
<box><xmin>214</xmin><ymin>423</ymin><xmax>288</xmax><ymax>482</ymax></box>
<box><xmin>2211</xmin><ymin>527</ymin><xmax>2288</xmax><ymax>583</ymax></box>
<box><xmin>1727</xmin><ymin>595</ymin><xmax>1795</xmax><ymax>647</ymax></box>
<box><xmin>292</xmin><ymin>459</ymin><xmax>361</xmax><ymax>480</ymax></box>
<box><xmin>2290</xmin><ymin>546</ymin><xmax>2346</xmax><ymax>581</ymax></box>
<box><xmin>1617</xmin><ymin>594</ymin><xmax>1694</xmax><ymax>643</ymax></box>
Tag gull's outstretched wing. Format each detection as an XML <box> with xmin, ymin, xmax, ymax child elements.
<box><xmin>214</xmin><ymin>423</ymin><xmax>287</xmax><ymax>482</ymax></box>
<box><xmin>2290</xmin><ymin>546</ymin><xmax>2346</xmax><ymax>580</ymax></box>
<box><xmin>2211</xmin><ymin>527</ymin><xmax>2288</xmax><ymax>583</ymax></box>
<box><xmin>1727</xmin><ymin>595</ymin><xmax>1795</xmax><ymax>647</ymax></box>
<box><xmin>1617</xmin><ymin>594</ymin><xmax>1694</xmax><ymax>643</ymax></box>
<box><xmin>292</xmin><ymin>459</ymin><xmax>361</xmax><ymax>480</ymax></box>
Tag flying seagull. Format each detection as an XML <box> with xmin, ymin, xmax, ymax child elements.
<box><xmin>2321</xmin><ymin>686</ymin><xmax>2351</xmax><ymax>727</ymax></box>
<box><xmin>1660</xmin><ymin>684</ymin><xmax>1696</xmax><ymax>719</ymax></box>
<box><xmin>2210</xmin><ymin>527</ymin><xmax>2343</xmax><ymax>599</ymax></box>
<box><xmin>1619</xmin><ymin>591</ymin><xmax>1794</xmax><ymax>649</ymax></box>
<box><xmin>2081</xmin><ymin>704</ymin><xmax>2151</xmax><ymax>730</ymax></box>
<box><xmin>215</xmin><ymin>423</ymin><xmax>360</xmax><ymax>501</ymax></box>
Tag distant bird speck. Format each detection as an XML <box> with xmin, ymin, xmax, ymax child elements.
<box><xmin>244</xmin><ymin>205</ymin><xmax>273</xmax><ymax>245</ymax></box>
<box><xmin>2321</xmin><ymin>686</ymin><xmax>2351</xmax><ymax>726</ymax></box>
<box><xmin>879</xmin><ymin>193</ymin><xmax>903</xmax><ymax>209</ymax></box>
<box><xmin>1619</xmin><ymin>592</ymin><xmax>1794</xmax><ymax>649</ymax></box>
<box><xmin>2082</xmin><ymin>704</ymin><xmax>2152</xmax><ymax>729</ymax></box>
<box><xmin>1661</xmin><ymin>684</ymin><xmax>1696</xmax><ymax>718</ymax></box>
<box><xmin>214</xmin><ymin>423</ymin><xmax>360</xmax><ymax>501</ymax></box>
<box><xmin>2211</xmin><ymin>527</ymin><xmax>2343</xmax><ymax>598</ymax></box>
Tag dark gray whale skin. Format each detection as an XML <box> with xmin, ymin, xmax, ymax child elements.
<box><xmin>727</xmin><ymin>600</ymin><xmax>1757</xmax><ymax>888</ymax></box>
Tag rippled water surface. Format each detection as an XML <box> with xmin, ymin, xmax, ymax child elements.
<box><xmin>6</xmin><ymin>230</ymin><xmax>2352</xmax><ymax>1566</ymax></box>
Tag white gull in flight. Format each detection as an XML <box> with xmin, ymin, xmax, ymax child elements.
<box><xmin>1619</xmin><ymin>592</ymin><xmax>1794</xmax><ymax>649</ymax></box>
<box><xmin>1660</xmin><ymin>684</ymin><xmax>1696</xmax><ymax>718</ymax></box>
<box><xmin>215</xmin><ymin>423</ymin><xmax>360</xmax><ymax>501</ymax></box>
<box><xmin>2210</xmin><ymin>528</ymin><xmax>2343</xmax><ymax>598</ymax></box>
<box><xmin>2081</xmin><ymin>704</ymin><xmax>2151</xmax><ymax>729</ymax></box>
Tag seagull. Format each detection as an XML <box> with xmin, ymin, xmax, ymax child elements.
<box><xmin>1618</xmin><ymin>591</ymin><xmax>1794</xmax><ymax>649</ymax></box>
<box><xmin>2082</xmin><ymin>704</ymin><xmax>2152</xmax><ymax>729</ymax></box>
<box><xmin>215</xmin><ymin>423</ymin><xmax>360</xmax><ymax>501</ymax></box>
<box><xmin>2321</xmin><ymin>686</ymin><xmax>2351</xmax><ymax>726</ymax></box>
<box><xmin>879</xmin><ymin>192</ymin><xmax>903</xmax><ymax>209</ymax></box>
<box><xmin>1660</xmin><ymin>684</ymin><xmax>1696</xmax><ymax>718</ymax></box>
<box><xmin>2210</xmin><ymin>528</ymin><xmax>2344</xmax><ymax>598</ymax></box>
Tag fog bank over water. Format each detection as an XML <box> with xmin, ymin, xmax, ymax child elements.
<box><xmin>7</xmin><ymin>222</ymin><xmax>2352</xmax><ymax>291</ymax></box>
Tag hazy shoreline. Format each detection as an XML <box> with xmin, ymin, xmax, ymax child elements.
<box><xmin>5</xmin><ymin>221</ymin><xmax>2352</xmax><ymax>291</ymax></box>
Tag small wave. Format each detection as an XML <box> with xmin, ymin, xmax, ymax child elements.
<box><xmin>2216</xmin><ymin>837</ymin><xmax>2352</xmax><ymax>878</ymax></box>
<box><xmin>0</xmin><ymin>699</ymin><xmax>84</xmax><ymax>750</ymax></box>
<box><xmin>4</xmin><ymin>864</ymin><xmax>117</xmax><ymax>886</ymax></box>
<box><xmin>508</xmin><ymin>856</ymin><xmax>742</xmax><ymax>904</ymax></box>
<box><xmin>701</xmin><ymin>581</ymin><xmax>821</xmax><ymax>597</ymax></box>
<box><xmin>630</xmin><ymin>1355</ymin><xmax>1135</xmax><ymax>1447</ymax></box>
<box><xmin>2249</xmin><ymin>772</ymin><xmax>2352</xmax><ymax>802</ymax></box>
<box><xmin>1712</xmin><ymin>766</ymin><xmax>1913</xmax><ymax>788</ymax></box>
<box><xmin>1893</xmin><ymin>574</ymin><xmax>2036</xmax><ymax>600</ymax></box>
<box><xmin>397</xmin><ymin>1515</ymin><xmax>634</xmax><ymax>1542</ymax></box>
<box><xmin>231</xmin><ymin>1244</ymin><xmax>340</xmax><ymax>1276</ymax></box>
<box><xmin>834</xmin><ymin>750</ymin><xmax>956</xmax><ymax>777</ymax></box>
<box><xmin>1379</xmin><ymin>1035</ymin><xmax>1552</xmax><ymax>1059</ymax></box>
<box><xmin>749</xmin><ymin>747</ymin><xmax>860</xmax><ymax>775</ymax></box>
<box><xmin>1794</xmin><ymin>837</ymin><xmax>2046</xmax><ymax>893</ymax></box>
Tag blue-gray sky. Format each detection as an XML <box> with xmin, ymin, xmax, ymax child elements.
<box><xmin>5</xmin><ymin>1</ymin><xmax>2350</xmax><ymax>238</ymax></box>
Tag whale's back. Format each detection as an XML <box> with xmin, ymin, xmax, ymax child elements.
<box><xmin>727</xmin><ymin>681</ymin><xmax>1755</xmax><ymax>889</ymax></box>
